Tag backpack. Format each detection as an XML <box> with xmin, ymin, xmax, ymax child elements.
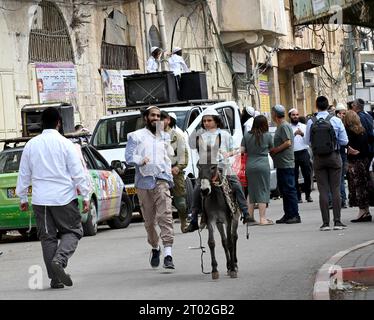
<box><xmin>310</xmin><ymin>114</ymin><xmax>337</xmax><ymax>156</ymax></box>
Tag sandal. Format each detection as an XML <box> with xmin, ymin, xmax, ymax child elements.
<box><xmin>351</xmin><ymin>212</ymin><xmax>372</xmax><ymax>223</ymax></box>
<box><xmin>259</xmin><ymin>219</ymin><xmax>274</xmax><ymax>226</ymax></box>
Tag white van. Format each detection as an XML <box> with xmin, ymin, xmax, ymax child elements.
<box><xmin>90</xmin><ymin>100</ymin><xmax>277</xmax><ymax>211</ymax></box>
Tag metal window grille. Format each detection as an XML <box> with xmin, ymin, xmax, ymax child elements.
<box><xmin>29</xmin><ymin>1</ymin><xmax>74</xmax><ymax>63</ymax></box>
<box><xmin>101</xmin><ymin>42</ymin><xmax>139</xmax><ymax>70</ymax></box>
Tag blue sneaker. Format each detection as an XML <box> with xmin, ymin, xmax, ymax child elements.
<box><xmin>150</xmin><ymin>247</ymin><xmax>160</xmax><ymax>268</ymax></box>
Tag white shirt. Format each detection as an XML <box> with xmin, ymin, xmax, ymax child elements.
<box><xmin>189</xmin><ymin>128</ymin><xmax>234</xmax><ymax>174</ymax></box>
<box><xmin>16</xmin><ymin>129</ymin><xmax>90</xmax><ymax>205</ymax></box>
<box><xmin>244</xmin><ymin>117</ymin><xmax>254</xmax><ymax>132</ymax></box>
<box><xmin>146</xmin><ymin>56</ymin><xmax>160</xmax><ymax>73</ymax></box>
<box><xmin>168</xmin><ymin>54</ymin><xmax>189</xmax><ymax>76</ymax></box>
<box><xmin>290</xmin><ymin>122</ymin><xmax>309</xmax><ymax>152</ymax></box>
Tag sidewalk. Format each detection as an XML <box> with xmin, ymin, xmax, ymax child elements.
<box><xmin>314</xmin><ymin>240</ymin><xmax>374</xmax><ymax>300</ymax></box>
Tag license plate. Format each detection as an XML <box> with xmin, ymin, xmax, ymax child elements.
<box><xmin>126</xmin><ymin>187</ymin><xmax>136</xmax><ymax>195</ymax></box>
<box><xmin>7</xmin><ymin>186</ymin><xmax>32</xmax><ymax>199</ymax></box>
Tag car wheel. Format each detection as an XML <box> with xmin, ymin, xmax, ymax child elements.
<box><xmin>82</xmin><ymin>200</ymin><xmax>98</xmax><ymax>236</ymax></box>
<box><xmin>107</xmin><ymin>192</ymin><xmax>133</xmax><ymax>229</ymax></box>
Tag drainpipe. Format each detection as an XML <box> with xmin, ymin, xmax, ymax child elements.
<box><xmin>155</xmin><ymin>0</ymin><xmax>168</xmax><ymax>71</ymax></box>
<box><xmin>141</xmin><ymin>0</ymin><xmax>149</xmax><ymax>68</ymax></box>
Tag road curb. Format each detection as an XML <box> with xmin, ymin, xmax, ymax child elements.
<box><xmin>342</xmin><ymin>266</ymin><xmax>374</xmax><ymax>285</ymax></box>
<box><xmin>313</xmin><ymin>240</ymin><xmax>374</xmax><ymax>300</ymax></box>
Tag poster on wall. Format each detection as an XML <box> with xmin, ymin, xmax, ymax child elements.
<box><xmin>35</xmin><ymin>62</ymin><xmax>78</xmax><ymax>106</ymax></box>
<box><xmin>259</xmin><ymin>74</ymin><xmax>270</xmax><ymax>113</ymax></box>
<box><xmin>101</xmin><ymin>69</ymin><xmax>135</xmax><ymax>110</ymax></box>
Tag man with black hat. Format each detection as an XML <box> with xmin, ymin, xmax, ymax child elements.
<box><xmin>16</xmin><ymin>107</ymin><xmax>90</xmax><ymax>289</ymax></box>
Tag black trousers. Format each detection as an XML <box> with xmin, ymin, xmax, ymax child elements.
<box><xmin>294</xmin><ymin>149</ymin><xmax>312</xmax><ymax>200</ymax></box>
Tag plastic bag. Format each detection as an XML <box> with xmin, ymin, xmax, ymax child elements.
<box><xmin>232</xmin><ymin>153</ymin><xmax>248</xmax><ymax>187</ymax></box>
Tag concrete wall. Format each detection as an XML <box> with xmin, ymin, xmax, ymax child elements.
<box><xmin>217</xmin><ymin>0</ymin><xmax>287</xmax><ymax>35</ymax></box>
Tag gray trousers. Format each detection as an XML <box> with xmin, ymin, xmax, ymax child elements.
<box><xmin>33</xmin><ymin>199</ymin><xmax>83</xmax><ymax>280</ymax></box>
<box><xmin>313</xmin><ymin>151</ymin><xmax>342</xmax><ymax>224</ymax></box>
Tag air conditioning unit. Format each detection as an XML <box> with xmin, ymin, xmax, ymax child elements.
<box><xmin>21</xmin><ymin>103</ymin><xmax>75</xmax><ymax>137</ymax></box>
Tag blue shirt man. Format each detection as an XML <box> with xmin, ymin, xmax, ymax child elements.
<box><xmin>125</xmin><ymin>106</ymin><xmax>176</xmax><ymax>270</ymax></box>
<box><xmin>305</xmin><ymin>96</ymin><xmax>348</xmax><ymax>231</ymax></box>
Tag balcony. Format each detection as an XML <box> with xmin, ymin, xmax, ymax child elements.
<box><xmin>293</xmin><ymin>0</ymin><xmax>374</xmax><ymax>28</ymax></box>
<box><xmin>217</xmin><ymin>0</ymin><xmax>287</xmax><ymax>51</ymax></box>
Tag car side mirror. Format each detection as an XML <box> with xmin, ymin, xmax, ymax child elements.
<box><xmin>111</xmin><ymin>160</ymin><xmax>123</xmax><ymax>170</ymax></box>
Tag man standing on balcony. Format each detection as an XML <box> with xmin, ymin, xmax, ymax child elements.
<box><xmin>288</xmin><ymin>108</ymin><xmax>313</xmax><ymax>203</ymax></box>
<box><xmin>146</xmin><ymin>47</ymin><xmax>162</xmax><ymax>73</ymax></box>
<box><xmin>125</xmin><ymin>106</ymin><xmax>176</xmax><ymax>270</ymax></box>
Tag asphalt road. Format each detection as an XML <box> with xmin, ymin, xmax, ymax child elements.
<box><xmin>1</xmin><ymin>190</ymin><xmax>373</xmax><ymax>300</ymax></box>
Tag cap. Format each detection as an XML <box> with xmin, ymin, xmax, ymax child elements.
<box><xmin>146</xmin><ymin>105</ymin><xmax>160</xmax><ymax>111</ymax></box>
<box><xmin>335</xmin><ymin>103</ymin><xmax>346</xmax><ymax>111</ymax></box>
<box><xmin>245</xmin><ymin>106</ymin><xmax>255</xmax><ymax>116</ymax></box>
<box><xmin>202</xmin><ymin>107</ymin><xmax>219</xmax><ymax>117</ymax></box>
<box><xmin>151</xmin><ymin>46</ymin><xmax>160</xmax><ymax>54</ymax></box>
<box><xmin>172</xmin><ymin>47</ymin><xmax>182</xmax><ymax>54</ymax></box>
<box><xmin>168</xmin><ymin>112</ymin><xmax>177</xmax><ymax>121</ymax></box>
<box><xmin>272</xmin><ymin>104</ymin><xmax>285</xmax><ymax>117</ymax></box>
<box><xmin>288</xmin><ymin>108</ymin><xmax>298</xmax><ymax>116</ymax></box>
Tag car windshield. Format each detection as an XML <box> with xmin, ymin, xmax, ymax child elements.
<box><xmin>91</xmin><ymin>114</ymin><xmax>144</xmax><ymax>149</ymax></box>
<box><xmin>0</xmin><ymin>149</ymin><xmax>23</xmax><ymax>173</ymax></box>
<box><xmin>172</xmin><ymin>111</ymin><xmax>188</xmax><ymax>130</ymax></box>
<box><xmin>91</xmin><ymin>110</ymin><xmax>189</xmax><ymax>149</ymax></box>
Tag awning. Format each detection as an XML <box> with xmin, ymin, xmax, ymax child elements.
<box><xmin>278</xmin><ymin>49</ymin><xmax>324</xmax><ymax>74</ymax></box>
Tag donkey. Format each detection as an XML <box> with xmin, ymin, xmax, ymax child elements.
<box><xmin>196</xmin><ymin>135</ymin><xmax>240</xmax><ymax>280</ymax></box>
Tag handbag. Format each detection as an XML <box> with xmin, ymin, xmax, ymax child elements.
<box><xmin>232</xmin><ymin>153</ymin><xmax>248</xmax><ymax>187</ymax></box>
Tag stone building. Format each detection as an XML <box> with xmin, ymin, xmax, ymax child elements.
<box><xmin>0</xmin><ymin>0</ymin><xmax>351</xmax><ymax>139</ymax></box>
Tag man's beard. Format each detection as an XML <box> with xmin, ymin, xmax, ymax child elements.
<box><xmin>146</xmin><ymin>121</ymin><xmax>157</xmax><ymax>134</ymax></box>
<box><xmin>290</xmin><ymin>118</ymin><xmax>298</xmax><ymax>125</ymax></box>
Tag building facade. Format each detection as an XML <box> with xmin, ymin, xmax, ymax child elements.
<box><xmin>0</xmin><ymin>0</ymin><xmax>352</xmax><ymax>140</ymax></box>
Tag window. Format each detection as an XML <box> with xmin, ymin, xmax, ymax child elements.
<box><xmin>92</xmin><ymin>115</ymin><xmax>144</xmax><ymax>149</ymax></box>
<box><xmin>187</xmin><ymin>109</ymin><xmax>201</xmax><ymax>128</ymax></box>
<box><xmin>0</xmin><ymin>149</ymin><xmax>22</xmax><ymax>173</ymax></box>
<box><xmin>81</xmin><ymin>147</ymin><xmax>94</xmax><ymax>170</ymax></box>
<box><xmin>149</xmin><ymin>25</ymin><xmax>162</xmax><ymax>51</ymax></box>
<box><xmin>222</xmin><ymin>107</ymin><xmax>234</xmax><ymax>134</ymax></box>
<box><xmin>87</xmin><ymin>146</ymin><xmax>110</xmax><ymax>171</ymax></box>
<box><xmin>216</xmin><ymin>107</ymin><xmax>234</xmax><ymax>135</ymax></box>
<box><xmin>232</xmin><ymin>52</ymin><xmax>248</xmax><ymax>91</ymax></box>
<box><xmin>101</xmin><ymin>10</ymin><xmax>139</xmax><ymax>70</ymax></box>
<box><xmin>29</xmin><ymin>1</ymin><xmax>74</xmax><ymax>63</ymax></box>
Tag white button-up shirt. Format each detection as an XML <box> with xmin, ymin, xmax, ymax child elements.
<box><xmin>290</xmin><ymin>122</ymin><xmax>309</xmax><ymax>152</ymax></box>
<box><xmin>168</xmin><ymin>54</ymin><xmax>189</xmax><ymax>76</ymax></box>
<box><xmin>16</xmin><ymin>129</ymin><xmax>90</xmax><ymax>206</ymax></box>
<box><xmin>146</xmin><ymin>56</ymin><xmax>160</xmax><ymax>73</ymax></box>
